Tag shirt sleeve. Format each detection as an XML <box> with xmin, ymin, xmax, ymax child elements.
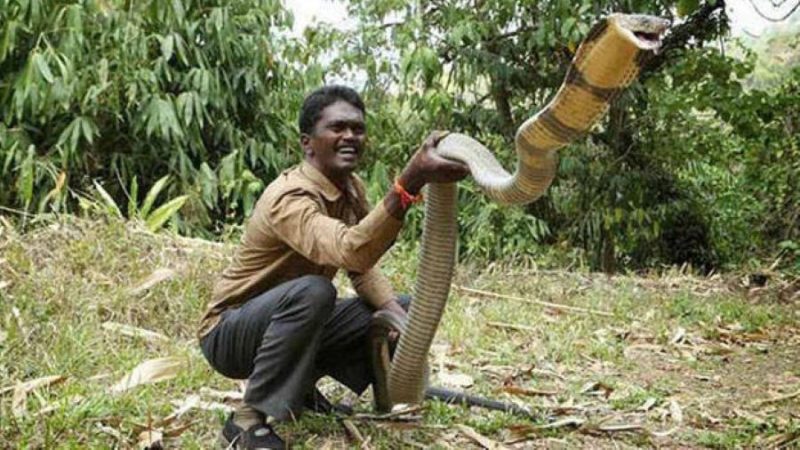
<box><xmin>263</xmin><ymin>188</ymin><xmax>403</xmax><ymax>273</ymax></box>
<box><xmin>348</xmin><ymin>267</ymin><xmax>396</xmax><ymax>308</ymax></box>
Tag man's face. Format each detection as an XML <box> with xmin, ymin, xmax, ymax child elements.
<box><xmin>302</xmin><ymin>100</ymin><xmax>366</xmax><ymax>181</ymax></box>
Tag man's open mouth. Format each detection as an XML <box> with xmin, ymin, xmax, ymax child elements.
<box><xmin>337</xmin><ymin>147</ymin><xmax>359</xmax><ymax>157</ymax></box>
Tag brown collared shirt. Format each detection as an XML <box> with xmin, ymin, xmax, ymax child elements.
<box><xmin>199</xmin><ymin>162</ymin><xmax>403</xmax><ymax>337</ymax></box>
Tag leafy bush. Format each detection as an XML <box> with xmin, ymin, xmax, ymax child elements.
<box><xmin>0</xmin><ymin>0</ymin><xmax>318</xmax><ymax>234</ymax></box>
<box><xmin>1</xmin><ymin>0</ymin><xmax>797</xmax><ymax>274</ymax></box>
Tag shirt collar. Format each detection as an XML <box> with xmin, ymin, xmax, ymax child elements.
<box><xmin>300</xmin><ymin>161</ymin><xmax>355</xmax><ymax>202</ymax></box>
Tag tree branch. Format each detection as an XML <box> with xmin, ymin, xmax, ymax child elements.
<box><xmin>641</xmin><ymin>0</ymin><xmax>728</xmax><ymax>78</ymax></box>
<box><xmin>747</xmin><ymin>0</ymin><xmax>800</xmax><ymax>22</ymax></box>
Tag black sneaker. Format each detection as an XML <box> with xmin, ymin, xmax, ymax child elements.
<box><xmin>220</xmin><ymin>413</ymin><xmax>286</xmax><ymax>450</ymax></box>
<box><xmin>303</xmin><ymin>387</ymin><xmax>353</xmax><ymax>416</ymax></box>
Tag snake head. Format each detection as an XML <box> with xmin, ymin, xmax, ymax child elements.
<box><xmin>609</xmin><ymin>14</ymin><xmax>670</xmax><ymax>52</ymax></box>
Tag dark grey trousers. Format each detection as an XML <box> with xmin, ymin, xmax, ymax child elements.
<box><xmin>199</xmin><ymin>274</ymin><xmax>410</xmax><ymax>421</ymax></box>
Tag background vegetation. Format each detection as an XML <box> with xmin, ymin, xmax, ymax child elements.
<box><xmin>1</xmin><ymin>0</ymin><xmax>798</xmax><ymax>273</ymax></box>
<box><xmin>1</xmin><ymin>1</ymin><xmax>799</xmax><ymax>448</ymax></box>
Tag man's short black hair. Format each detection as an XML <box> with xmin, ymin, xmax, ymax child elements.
<box><xmin>298</xmin><ymin>85</ymin><xmax>366</xmax><ymax>135</ymax></box>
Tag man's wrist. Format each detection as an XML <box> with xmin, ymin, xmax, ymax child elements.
<box><xmin>397</xmin><ymin>171</ymin><xmax>424</xmax><ymax>196</ymax></box>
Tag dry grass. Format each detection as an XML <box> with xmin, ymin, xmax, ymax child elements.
<box><xmin>1</xmin><ymin>215</ymin><xmax>798</xmax><ymax>448</ymax></box>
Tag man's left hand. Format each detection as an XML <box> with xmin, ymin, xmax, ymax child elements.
<box><xmin>380</xmin><ymin>299</ymin><xmax>407</xmax><ymax>343</ymax></box>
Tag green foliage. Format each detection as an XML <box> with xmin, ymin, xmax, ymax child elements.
<box><xmin>74</xmin><ymin>175</ymin><xmax>187</xmax><ymax>231</ymax></box>
<box><xmin>332</xmin><ymin>0</ymin><xmax>798</xmax><ymax>272</ymax></box>
<box><xmin>0</xmin><ymin>0</ymin><xmax>322</xmax><ymax>234</ymax></box>
<box><xmin>0</xmin><ymin>0</ymin><xmax>797</xmax><ymax>273</ymax></box>
<box><xmin>677</xmin><ymin>0</ymin><xmax>699</xmax><ymax>17</ymax></box>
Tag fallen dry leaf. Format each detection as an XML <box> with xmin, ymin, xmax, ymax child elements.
<box><xmin>170</xmin><ymin>398</ymin><xmax>232</xmax><ymax>413</ymax></box>
<box><xmin>318</xmin><ymin>439</ymin><xmax>339</xmax><ymax>450</ymax></box>
<box><xmin>129</xmin><ymin>268</ymin><xmax>176</xmax><ymax>296</ymax></box>
<box><xmin>102</xmin><ymin>322</ymin><xmax>169</xmax><ymax>343</ymax></box>
<box><xmin>456</xmin><ymin>424</ymin><xmax>509</xmax><ymax>449</ymax></box>
<box><xmin>163</xmin><ymin>395</ymin><xmax>201</xmax><ymax>424</ymax></box>
<box><xmin>96</xmin><ymin>423</ymin><xmax>125</xmax><ymax>441</ymax></box>
<box><xmin>137</xmin><ymin>428</ymin><xmax>164</xmax><ymax>450</ymax></box>
<box><xmin>669</xmin><ymin>399</ymin><xmax>683</xmax><ymax>424</ymax></box>
<box><xmin>580</xmin><ymin>381</ymin><xmax>614</xmax><ymax>399</ymax></box>
<box><xmin>88</xmin><ymin>372</ymin><xmax>113</xmax><ymax>382</ymax></box>
<box><xmin>35</xmin><ymin>394</ymin><xmax>85</xmax><ymax>416</ymax></box>
<box><xmin>10</xmin><ymin>375</ymin><xmax>66</xmax><ymax>417</ymax></box>
<box><xmin>637</xmin><ymin>397</ymin><xmax>658</xmax><ymax>412</ymax></box>
<box><xmin>163</xmin><ymin>421</ymin><xmax>194</xmax><ymax>438</ymax></box>
<box><xmin>199</xmin><ymin>387</ymin><xmax>244</xmax><ymax>402</ymax></box>
<box><xmin>536</xmin><ymin>416</ymin><xmax>585</xmax><ymax>430</ymax></box>
<box><xmin>111</xmin><ymin>357</ymin><xmax>183</xmax><ymax>393</ymax></box>
<box><xmin>670</xmin><ymin>327</ymin><xmax>687</xmax><ymax>345</ymax></box>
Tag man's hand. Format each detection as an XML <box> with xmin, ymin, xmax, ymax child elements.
<box><xmin>398</xmin><ymin>131</ymin><xmax>471</xmax><ymax>195</ymax></box>
<box><xmin>380</xmin><ymin>298</ymin><xmax>407</xmax><ymax>343</ymax></box>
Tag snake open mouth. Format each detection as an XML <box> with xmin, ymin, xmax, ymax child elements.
<box><xmin>612</xmin><ymin>14</ymin><xmax>670</xmax><ymax>51</ymax></box>
<box><xmin>634</xmin><ymin>31</ymin><xmax>661</xmax><ymax>44</ymax></box>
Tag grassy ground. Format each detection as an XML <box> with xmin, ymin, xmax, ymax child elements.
<box><xmin>1</xmin><ymin>216</ymin><xmax>798</xmax><ymax>449</ymax></box>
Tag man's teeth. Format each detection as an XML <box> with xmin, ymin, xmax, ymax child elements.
<box><xmin>338</xmin><ymin>147</ymin><xmax>357</xmax><ymax>154</ymax></box>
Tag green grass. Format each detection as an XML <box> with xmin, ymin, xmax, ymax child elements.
<box><xmin>1</xmin><ymin>216</ymin><xmax>798</xmax><ymax>448</ymax></box>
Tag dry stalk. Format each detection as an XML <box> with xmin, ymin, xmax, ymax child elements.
<box><xmin>755</xmin><ymin>388</ymin><xmax>800</xmax><ymax>407</ymax></box>
<box><xmin>455</xmin><ymin>285</ymin><xmax>613</xmax><ymax>317</ymax></box>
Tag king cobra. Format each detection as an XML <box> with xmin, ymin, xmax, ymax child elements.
<box><xmin>371</xmin><ymin>14</ymin><xmax>671</xmax><ymax>412</ymax></box>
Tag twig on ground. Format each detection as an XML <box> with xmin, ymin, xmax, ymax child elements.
<box><xmin>0</xmin><ymin>205</ymin><xmax>38</xmax><ymax>217</ymax></box>
<box><xmin>755</xmin><ymin>388</ymin><xmax>800</xmax><ymax>406</ymax></box>
<box><xmin>454</xmin><ymin>285</ymin><xmax>613</xmax><ymax>317</ymax></box>
<box><xmin>535</xmin><ymin>416</ymin><xmax>586</xmax><ymax>430</ymax></box>
<box><xmin>129</xmin><ymin>226</ymin><xmax>225</xmax><ymax>249</ymax></box>
<box><xmin>354</xmin><ymin>405</ymin><xmax>423</xmax><ymax>421</ymax></box>
<box><xmin>487</xmin><ymin>321</ymin><xmax>538</xmax><ymax>333</ymax></box>
<box><xmin>342</xmin><ymin>419</ymin><xmax>371</xmax><ymax>449</ymax></box>
<box><xmin>101</xmin><ymin>321</ymin><xmax>169</xmax><ymax>343</ymax></box>
<box><xmin>500</xmin><ymin>385</ymin><xmax>559</xmax><ymax>397</ymax></box>
<box><xmin>580</xmin><ymin>423</ymin><xmax>646</xmax><ymax>435</ymax></box>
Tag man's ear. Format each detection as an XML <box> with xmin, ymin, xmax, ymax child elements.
<box><xmin>300</xmin><ymin>133</ymin><xmax>313</xmax><ymax>158</ymax></box>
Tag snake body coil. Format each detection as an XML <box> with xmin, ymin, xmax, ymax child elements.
<box><xmin>378</xmin><ymin>14</ymin><xmax>670</xmax><ymax>407</ymax></box>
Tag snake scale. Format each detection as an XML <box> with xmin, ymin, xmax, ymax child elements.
<box><xmin>371</xmin><ymin>14</ymin><xmax>671</xmax><ymax>410</ymax></box>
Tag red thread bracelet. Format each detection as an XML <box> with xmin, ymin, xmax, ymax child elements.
<box><xmin>394</xmin><ymin>179</ymin><xmax>423</xmax><ymax>209</ymax></box>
